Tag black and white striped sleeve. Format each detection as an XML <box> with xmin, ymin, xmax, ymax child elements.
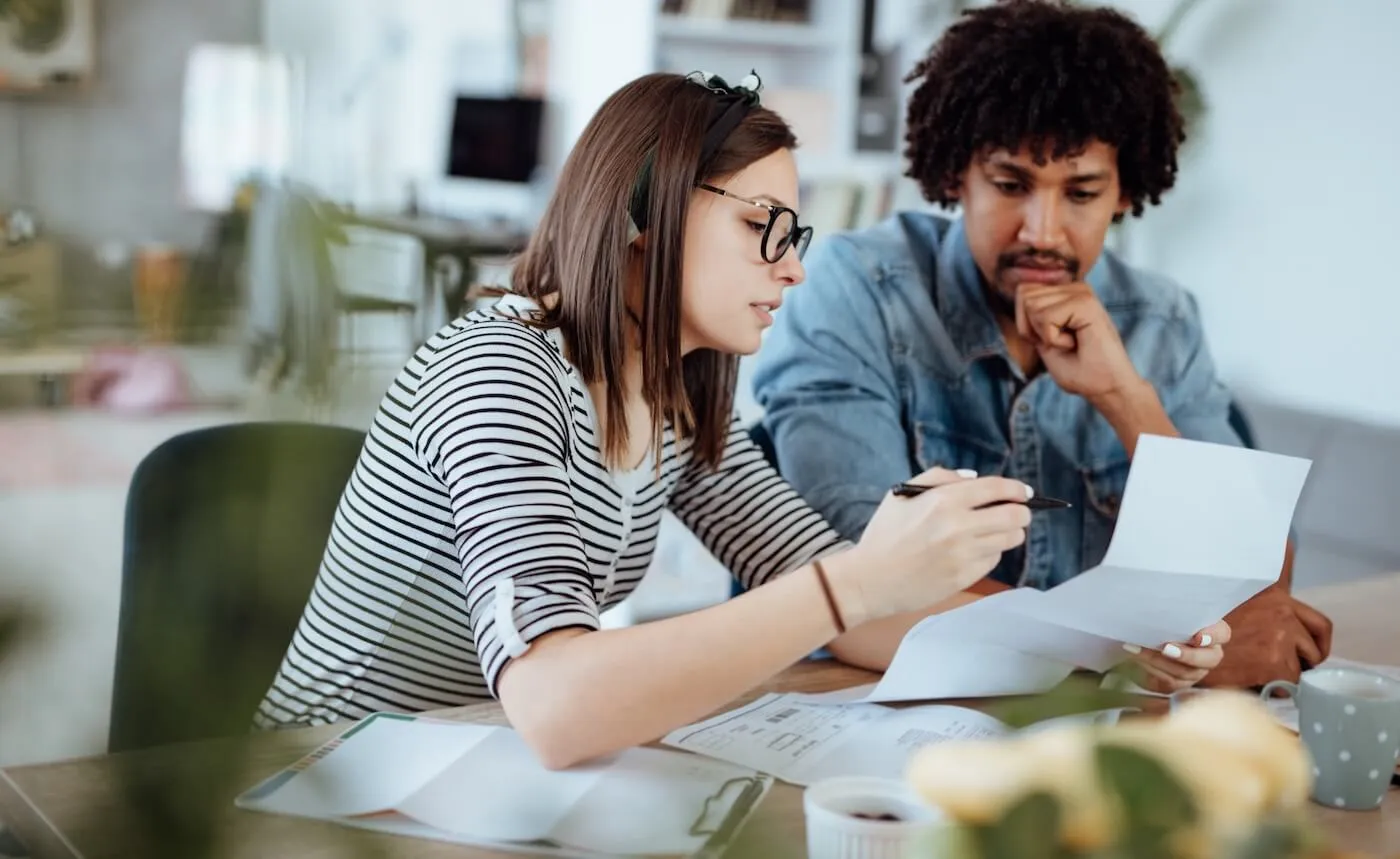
<box><xmin>669</xmin><ymin>414</ymin><xmax>850</xmax><ymax>591</ymax></box>
<box><xmin>411</xmin><ymin>323</ymin><xmax>598</xmax><ymax>698</ymax></box>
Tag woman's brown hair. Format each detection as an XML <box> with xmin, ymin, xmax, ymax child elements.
<box><xmin>510</xmin><ymin>72</ymin><xmax>798</xmax><ymax>470</ymax></box>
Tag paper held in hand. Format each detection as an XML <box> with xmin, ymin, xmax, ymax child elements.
<box><xmin>803</xmin><ymin>435</ymin><xmax>1313</xmax><ymax>705</ymax></box>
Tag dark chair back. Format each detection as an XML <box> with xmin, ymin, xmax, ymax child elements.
<box><xmin>748</xmin><ymin>419</ymin><xmax>779</xmax><ymax>472</ymax></box>
<box><xmin>1229</xmin><ymin>400</ymin><xmax>1258</xmax><ymax>450</ymax></box>
<box><xmin>108</xmin><ymin>421</ymin><xmax>364</xmax><ymax>753</ymax></box>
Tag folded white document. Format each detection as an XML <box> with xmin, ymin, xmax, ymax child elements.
<box><xmin>238</xmin><ymin>713</ymin><xmax>770</xmax><ymax>857</ymax></box>
<box><xmin>804</xmin><ymin>435</ymin><xmax>1313</xmax><ymax>705</ymax></box>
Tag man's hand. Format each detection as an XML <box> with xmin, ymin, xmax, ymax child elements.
<box><xmin>1201</xmin><ymin>586</ymin><xmax>1334</xmax><ymax>689</ymax></box>
<box><xmin>1015</xmin><ymin>282</ymin><xmax>1140</xmax><ymax>401</ymax></box>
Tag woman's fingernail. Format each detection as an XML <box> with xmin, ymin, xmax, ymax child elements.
<box><xmin>956</xmin><ymin>469</ymin><xmax>978</xmax><ymax>478</ymax></box>
<box><xmin>1023</xmin><ymin>483</ymin><xmax>1035</xmax><ymax>499</ymax></box>
<box><xmin>1198</xmin><ymin>634</ymin><xmax>1212</xmax><ymax>647</ymax></box>
<box><xmin>1164</xmin><ymin>644</ymin><xmax>1184</xmax><ymax>659</ymax></box>
<box><xmin>1122</xmin><ymin>643</ymin><xmax>1142</xmax><ymax>654</ymax></box>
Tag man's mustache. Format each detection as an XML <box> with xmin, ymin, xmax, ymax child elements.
<box><xmin>996</xmin><ymin>251</ymin><xmax>1080</xmax><ymax>279</ymax></box>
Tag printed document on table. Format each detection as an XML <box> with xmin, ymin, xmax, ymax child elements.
<box><xmin>661</xmin><ymin>693</ymin><xmax>1011</xmax><ymax>785</ymax></box>
<box><xmin>803</xmin><ymin>436</ymin><xmax>1313</xmax><ymax>704</ymax></box>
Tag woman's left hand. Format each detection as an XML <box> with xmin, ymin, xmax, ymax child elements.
<box><xmin>1122</xmin><ymin>620</ymin><xmax>1232</xmax><ymax>694</ymax></box>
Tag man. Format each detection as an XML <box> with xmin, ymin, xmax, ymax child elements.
<box><xmin>751</xmin><ymin>0</ymin><xmax>1331</xmax><ymax>688</ymax></box>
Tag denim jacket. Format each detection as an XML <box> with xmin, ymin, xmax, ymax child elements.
<box><xmin>750</xmin><ymin>212</ymin><xmax>1242</xmax><ymax>590</ymax></box>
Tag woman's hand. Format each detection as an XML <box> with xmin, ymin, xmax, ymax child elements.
<box><xmin>822</xmin><ymin>467</ymin><xmax>1032</xmax><ymax>627</ymax></box>
<box><xmin>1123</xmin><ymin>621</ymin><xmax>1232</xmax><ymax>694</ymax></box>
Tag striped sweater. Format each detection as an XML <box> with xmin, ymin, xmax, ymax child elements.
<box><xmin>254</xmin><ymin>294</ymin><xmax>847</xmax><ymax>727</ymax></box>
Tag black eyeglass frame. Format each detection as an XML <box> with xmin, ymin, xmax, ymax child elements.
<box><xmin>696</xmin><ymin>183</ymin><xmax>813</xmax><ymax>264</ymax></box>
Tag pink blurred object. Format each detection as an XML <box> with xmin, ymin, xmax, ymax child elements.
<box><xmin>73</xmin><ymin>346</ymin><xmax>191</xmax><ymax>413</ymax></box>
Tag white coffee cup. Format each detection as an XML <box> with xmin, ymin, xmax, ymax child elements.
<box><xmin>803</xmin><ymin>776</ymin><xmax>945</xmax><ymax>859</ymax></box>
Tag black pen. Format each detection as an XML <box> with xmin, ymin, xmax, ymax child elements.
<box><xmin>890</xmin><ymin>482</ymin><xmax>1072</xmax><ymax>510</ymax></box>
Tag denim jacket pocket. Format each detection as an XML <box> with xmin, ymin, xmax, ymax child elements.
<box><xmin>1080</xmin><ymin>459</ymin><xmax>1130</xmax><ymax>570</ymax></box>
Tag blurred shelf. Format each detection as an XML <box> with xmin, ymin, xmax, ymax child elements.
<box><xmin>656</xmin><ymin>14</ymin><xmax>838</xmax><ymax>49</ymax></box>
<box><xmin>798</xmin><ymin>150</ymin><xmax>904</xmax><ymax>181</ymax></box>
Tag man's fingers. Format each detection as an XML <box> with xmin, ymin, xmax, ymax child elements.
<box><xmin>1020</xmin><ymin>292</ymin><xmax>1084</xmax><ymax>350</ymax></box>
<box><xmin>1294</xmin><ymin>618</ymin><xmax>1325</xmax><ymax>668</ymax></box>
<box><xmin>1293</xmin><ymin>599</ymin><xmax>1334</xmax><ymax>660</ymax></box>
<box><xmin>1015</xmin><ymin>287</ymin><xmax>1035</xmax><ymax>343</ymax></box>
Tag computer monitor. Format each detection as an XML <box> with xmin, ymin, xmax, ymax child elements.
<box><xmin>444</xmin><ymin>95</ymin><xmax>544</xmax><ymax>184</ymax></box>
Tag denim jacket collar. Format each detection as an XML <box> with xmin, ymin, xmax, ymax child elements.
<box><xmin>933</xmin><ymin>219</ymin><xmax>1011</xmax><ymax>369</ymax></box>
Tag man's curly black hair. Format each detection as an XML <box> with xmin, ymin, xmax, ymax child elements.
<box><xmin>903</xmin><ymin>0</ymin><xmax>1185</xmax><ymax>219</ymax></box>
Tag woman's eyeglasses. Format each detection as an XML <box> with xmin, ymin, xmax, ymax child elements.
<box><xmin>697</xmin><ymin>183</ymin><xmax>813</xmax><ymax>264</ymax></box>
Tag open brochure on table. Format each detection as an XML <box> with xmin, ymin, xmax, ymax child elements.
<box><xmin>801</xmin><ymin>436</ymin><xmax>1313</xmax><ymax>705</ymax></box>
<box><xmin>661</xmin><ymin>692</ymin><xmax>1128</xmax><ymax>786</ymax></box>
<box><xmin>236</xmin><ymin>713</ymin><xmax>771</xmax><ymax>858</ymax></box>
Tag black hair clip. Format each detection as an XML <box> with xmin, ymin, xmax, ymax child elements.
<box><xmin>628</xmin><ymin>69</ymin><xmax>766</xmax><ymax>239</ymax></box>
<box><xmin>684</xmin><ymin>69</ymin><xmax>763</xmax><ymax>106</ymax></box>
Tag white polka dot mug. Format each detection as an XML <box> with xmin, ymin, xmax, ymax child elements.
<box><xmin>1262</xmin><ymin>667</ymin><xmax>1400</xmax><ymax>811</ymax></box>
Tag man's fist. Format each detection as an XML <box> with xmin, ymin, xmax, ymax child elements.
<box><xmin>1014</xmin><ymin>282</ymin><xmax>1140</xmax><ymax>401</ymax></box>
<box><xmin>1201</xmin><ymin>586</ymin><xmax>1334</xmax><ymax>689</ymax></box>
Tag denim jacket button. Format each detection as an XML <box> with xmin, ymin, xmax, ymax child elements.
<box><xmin>1017</xmin><ymin>401</ymin><xmax>1031</xmax><ymax>414</ymax></box>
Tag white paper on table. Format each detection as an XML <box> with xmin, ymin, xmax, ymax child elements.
<box><xmin>660</xmin><ymin>693</ymin><xmax>891</xmax><ymax>780</ymax></box>
<box><xmin>396</xmin><ymin>728</ymin><xmax>603</xmax><ymax>842</ymax></box>
<box><xmin>662</xmin><ymin>693</ymin><xmax>1013</xmax><ymax>786</ymax></box>
<box><xmin>789</xmin><ymin>703</ymin><xmax>1010</xmax><ymax>784</ymax></box>
<box><xmin>549</xmin><ymin>748</ymin><xmax>770</xmax><ymax>856</ymax></box>
<box><xmin>240</xmin><ymin>714</ymin><xmax>768</xmax><ymax>857</ymax></box>
<box><xmin>804</xmin><ymin>437</ymin><xmax>1313</xmax><ymax>704</ymax></box>
<box><xmin>248</xmin><ymin>716</ymin><xmax>495</xmax><ymax>817</ymax></box>
<box><xmin>1268</xmin><ymin>657</ymin><xmax>1400</xmax><ymax>733</ymax></box>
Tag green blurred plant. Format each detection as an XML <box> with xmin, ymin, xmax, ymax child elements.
<box><xmin>0</xmin><ymin>0</ymin><xmax>70</xmax><ymax>54</ymax></box>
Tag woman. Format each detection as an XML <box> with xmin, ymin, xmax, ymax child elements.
<box><xmin>256</xmin><ymin>71</ymin><xmax>1226</xmax><ymax>767</ymax></box>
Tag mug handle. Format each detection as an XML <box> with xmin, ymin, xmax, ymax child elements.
<box><xmin>1260</xmin><ymin>680</ymin><xmax>1299</xmax><ymax>701</ymax></box>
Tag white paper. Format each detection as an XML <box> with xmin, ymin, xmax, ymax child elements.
<box><xmin>797</xmin><ymin>593</ymin><xmax>1083</xmax><ymax>705</ymax></box>
<box><xmin>241</xmin><ymin>714</ymin><xmax>767</xmax><ymax>857</ymax></box>
<box><xmin>245</xmin><ymin>716</ymin><xmax>494</xmax><ymax>817</ymax></box>
<box><xmin>661</xmin><ymin>694</ymin><xmax>891</xmax><ymax>780</ymax></box>
<box><xmin>814</xmin><ymin>437</ymin><xmax>1312</xmax><ymax>704</ymax></box>
<box><xmin>397</xmin><ymin>729</ymin><xmax>603</xmax><ymax>842</ymax></box>
<box><xmin>662</xmin><ymin>693</ymin><xmax>1013</xmax><ymax>785</ymax></box>
<box><xmin>551</xmin><ymin>748</ymin><xmax>766</xmax><ymax>856</ymax></box>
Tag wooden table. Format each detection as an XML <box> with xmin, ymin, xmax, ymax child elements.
<box><xmin>3</xmin><ymin>577</ymin><xmax>1397</xmax><ymax>858</ymax></box>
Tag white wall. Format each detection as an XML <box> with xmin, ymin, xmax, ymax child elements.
<box><xmin>1103</xmin><ymin>0</ymin><xmax>1400</xmax><ymax>427</ymax></box>
<box><xmin>543</xmin><ymin>0</ymin><xmax>656</xmax><ymax>174</ymax></box>
<box><xmin>261</xmin><ymin>0</ymin><xmax>523</xmax><ymax>214</ymax></box>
